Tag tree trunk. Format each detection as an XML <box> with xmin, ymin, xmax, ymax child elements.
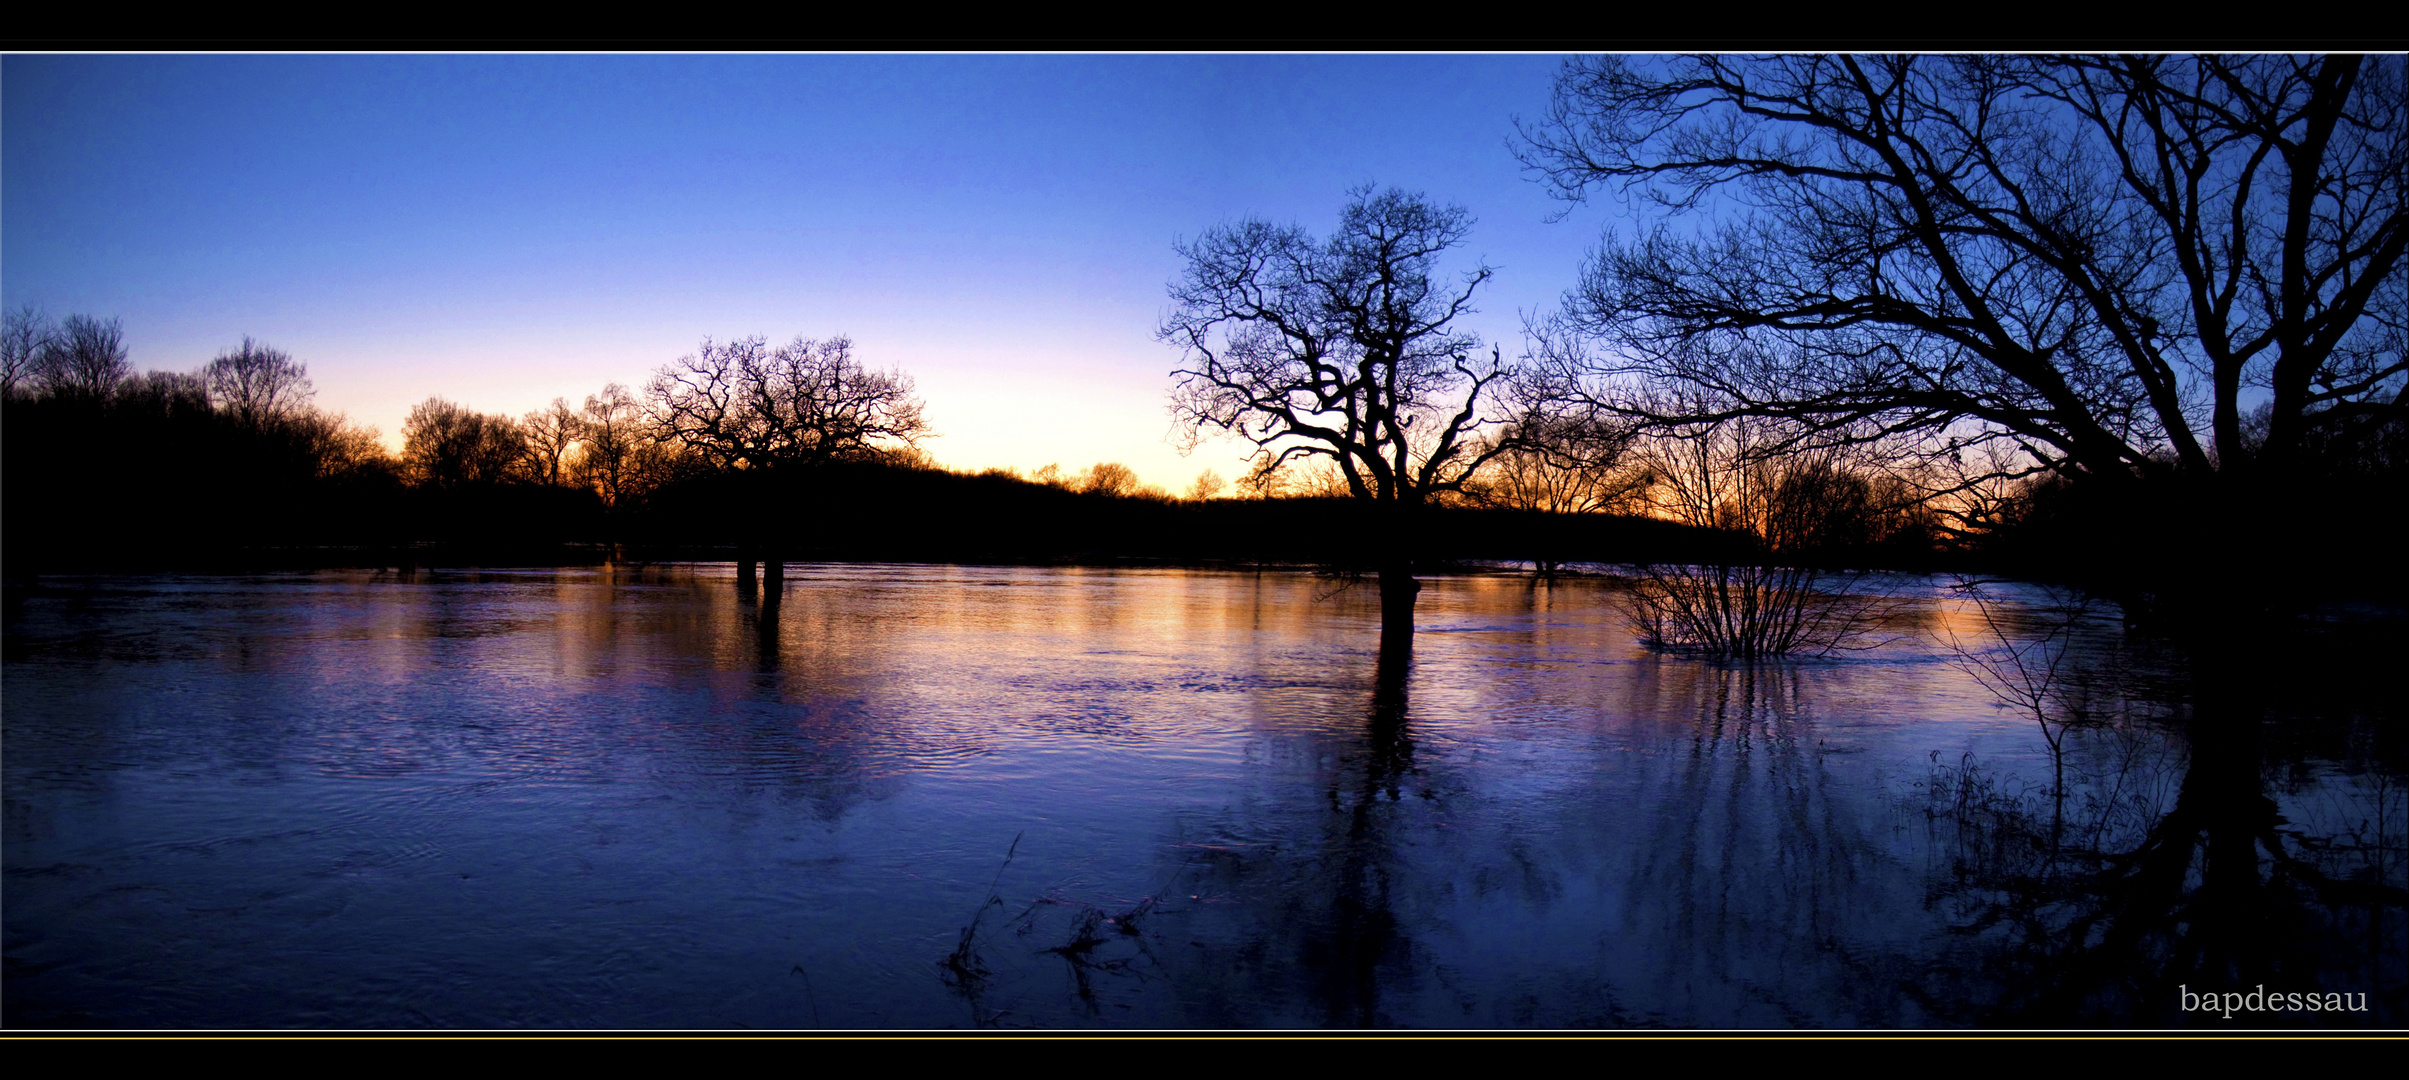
<box><xmin>736</xmin><ymin>547</ymin><xmax>757</xmax><ymax>595</ymax></box>
<box><xmin>762</xmin><ymin>550</ymin><xmax>784</xmax><ymax>604</ymax></box>
<box><xmin>1377</xmin><ymin>565</ymin><xmax>1419</xmax><ymax>655</ymax></box>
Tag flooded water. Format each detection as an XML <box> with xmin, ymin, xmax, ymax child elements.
<box><xmin>4</xmin><ymin>565</ymin><xmax>2402</xmax><ymax>1028</ymax></box>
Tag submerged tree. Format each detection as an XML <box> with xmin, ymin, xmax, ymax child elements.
<box><xmin>1914</xmin><ymin>585</ymin><xmax>2409</xmax><ymax>1024</ymax></box>
<box><xmin>1618</xmin><ymin>408</ymin><xmax>1899</xmax><ymax>659</ymax></box>
<box><xmin>648</xmin><ymin>334</ymin><xmax>929</xmax><ymax>591</ymax></box>
<box><xmin>1161</xmin><ymin>186</ymin><xmax>1517</xmax><ymax>644</ymax></box>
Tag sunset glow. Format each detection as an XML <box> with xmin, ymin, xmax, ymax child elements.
<box><xmin>3</xmin><ymin>54</ymin><xmax>1593</xmax><ymax>491</ymax></box>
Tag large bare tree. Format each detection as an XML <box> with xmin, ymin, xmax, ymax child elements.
<box><xmin>647</xmin><ymin>334</ymin><xmax>929</xmax><ymax>472</ymax></box>
<box><xmin>1161</xmin><ymin>186</ymin><xmax>1516</xmax><ymax>639</ymax></box>
<box><xmin>647</xmin><ymin>334</ymin><xmax>929</xmax><ymax>592</ymax></box>
<box><xmin>1517</xmin><ymin>54</ymin><xmax>2407</xmax><ymax>529</ymax></box>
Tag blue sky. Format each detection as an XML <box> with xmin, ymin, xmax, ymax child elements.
<box><xmin>4</xmin><ymin>54</ymin><xmax>1618</xmax><ymax>489</ymax></box>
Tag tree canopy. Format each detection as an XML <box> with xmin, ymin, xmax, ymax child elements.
<box><xmin>1517</xmin><ymin>55</ymin><xmax>2408</xmax><ymax>505</ymax></box>
<box><xmin>647</xmin><ymin>334</ymin><xmax>929</xmax><ymax>472</ymax></box>
<box><xmin>204</xmin><ymin>338</ymin><xmax>316</xmax><ymax>431</ymax></box>
<box><xmin>1161</xmin><ymin>185</ymin><xmax>1513</xmax><ymax>511</ymax></box>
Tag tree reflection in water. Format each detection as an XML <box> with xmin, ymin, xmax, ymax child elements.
<box><xmin>1612</xmin><ymin>659</ymin><xmax>1905</xmax><ymax>1025</ymax></box>
<box><xmin>1103</xmin><ymin>583</ymin><xmax>2406</xmax><ymax>1028</ymax></box>
<box><xmin>1142</xmin><ymin>587</ymin><xmax>1930</xmax><ymax>1027</ymax></box>
<box><xmin>1302</xmin><ymin>633</ymin><xmax>1415</xmax><ymax>1027</ymax></box>
<box><xmin>1915</xmin><ymin>603</ymin><xmax>2408</xmax><ymax>1026</ymax></box>
<box><xmin>1059</xmin><ymin>634</ymin><xmax>1426</xmax><ymax>1028</ymax></box>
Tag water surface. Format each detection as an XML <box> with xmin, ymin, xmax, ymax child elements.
<box><xmin>4</xmin><ymin>565</ymin><xmax>2401</xmax><ymax>1027</ymax></box>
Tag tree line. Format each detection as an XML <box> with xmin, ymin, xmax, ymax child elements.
<box><xmin>0</xmin><ymin>307</ymin><xmax>1707</xmax><ymax>577</ymax></box>
<box><xmin>1</xmin><ymin>316</ymin><xmax>929</xmax><ymax>502</ymax></box>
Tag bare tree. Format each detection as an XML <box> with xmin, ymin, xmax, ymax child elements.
<box><xmin>293</xmin><ymin>413</ymin><xmax>395</xmax><ymax>482</ymax></box>
<box><xmin>3</xmin><ymin>306</ymin><xmax>54</xmax><ymax>400</ymax></box>
<box><xmin>204</xmin><ymin>338</ymin><xmax>315</xmax><ymax>431</ymax></box>
<box><xmin>1079</xmin><ymin>461</ymin><xmax>1143</xmax><ymax>498</ymax></box>
<box><xmin>647</xmin><ymin>334</ymin><xmax>930</xmax><ymax>472</ymax></box>
<box><xmin>1460</xmin><ymin>405</ymin><xmax>1650</xmax><ymax>578</ymax></box>
<box><xmin>519</xmin><ymin>397</ymin><xmax>584</xmax><ymax>488</ymax></box>
<box><xmin>576</xmin><ymin>382</ymin><xmax>649</xmax><ymax>507</ymax></box>
<box><xmin>754</xmin><ymin>335</ymin><xmax>929</xmax><ymax>465</ymax></box>
<box><xmin>1940</xmin><ymin>578</ymin><xmax>2127</xmax><ymax>850</ymax></box>
<box><xmin>1233</xmin><ymin>453</ymin><xmax>1281</xmax><ymax>499</ymax></box>
<box><xmin>1464</xmin><ymin>400</ymin><xmax>1649</xmax><ymax>516</ymax></box>
<box><xmin>646</xmin><ymin>336</ymin><xmax>766</xmax><ymax>471</ymax></box>
<box><xmin>117</xmin><ymin>369</ymin><xmax>210</xmax><ymax>414</ymax></box>
<box><xmin>38</xmin><ymin>314</ymin><xmax>131</xmax><ymax>401</ymax></box>
<box><xmin>1186</xmin><ymin>468</ymin><xmax>1228</xmax><ymax>502</ymax></box>
<box><xmin>1616</xmin><ymin>406</ymin><xmax>1899</xmax><ymax>659</ymax></box>
<box><xmin>647</xmin><ymin>334</ymin><xmax>930</xmax><ymax>593</ymax></box>
<box><xmin>402</xmin><ymin>397</ymin><xmax>525</xmax><ymax>489</ymax></box>
<box><xmin>1517</xmin><ymin>54</ymin><xmax>2408</xmax><ymax>530</ymax></box>
<box><xmin>1161</xmin><ymin>186</ymin><xmax>1517</xmax><ymax>640</ymax></box>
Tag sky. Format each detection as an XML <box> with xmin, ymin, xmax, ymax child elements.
<box><xmin>3</xmin><ymin>54</ymin><xmax>1623</xmax><ymax>491</ymax></box>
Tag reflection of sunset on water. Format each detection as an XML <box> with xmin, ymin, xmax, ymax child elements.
<box><xmin>10</xmin><ymin>567</ymin><xmax>2394</xmax><ymax>1027</ymax></box>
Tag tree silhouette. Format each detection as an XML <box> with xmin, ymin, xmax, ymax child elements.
<box><xmin>3</xmin><ymin>306</ymin><xmax>54</xmax><ymax>401</ymax></box>
<box><xmin>1186</xmin><ymin>468</ymin><xmax>1228</xmax><ymax>502</ymax></box>
<box><xmin>203</xmin><ymin>338</ymin><xmax>314</xmax><ymax>431</ymax></box>
<box><xmin>1</xmin><ymin>311</ymin><xmax>411</xmax><ymax>567</ymax></box>
<box><xmin>1461</xmin><ymin>396</ymin><xmax>1648</xmax><ymax>576</ymax></box>
<box><xmin>1617</xmin><ymin>407</ymin><xmax>1897</xmax><ymax>659</ymax></box>
<box><xmin>1162</xmin><ymin>186</ymin><xmax>1516</xmax><ymax>643</ymax></box>
<box><xmin>648</xmin><ymin>334</ymin><xmax>929</xmax><ymax>593</ymax></box>
<box><xmin>647</xmin><ymin>334</ymin><xmax>928</xmax><ymax>473</ymax></box>
<box><xmin>402</xmin><ymin>397</ymin><xmax>526</xmax><ymax>489</ymax></box>
<box><xmin>1078</xmin><ymin>462</ymin><xmax>1143</xmax><ymax>498</ymax></box>
<box><xmin>1517</xmin><ymin>55</ymin><xmax>2408</xmax><ymax>547</ymax></box>
<box><xmin>1464</xmin><ymin>411</ymin><xmax>1641</xmax><ymax>518</ymax></box>
<box><xmin>37</xmin><ymin>314</ymin><xmax>130</xmax><ymax>402</ymax></box>
<box><xmin>576</xmin><ymin>382</ymin><xmax>651</xmax><ymax>508</ymax></box>
<box><xmin>520</xmin><ymin>397</ymin><xmax>584</xmax><ymax>488</ymax></box>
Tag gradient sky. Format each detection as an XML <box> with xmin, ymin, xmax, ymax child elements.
<box><xmin>3</xmin><ymin>54</ymin><xmax>1620</xmax><ymax>490</ymax></box>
